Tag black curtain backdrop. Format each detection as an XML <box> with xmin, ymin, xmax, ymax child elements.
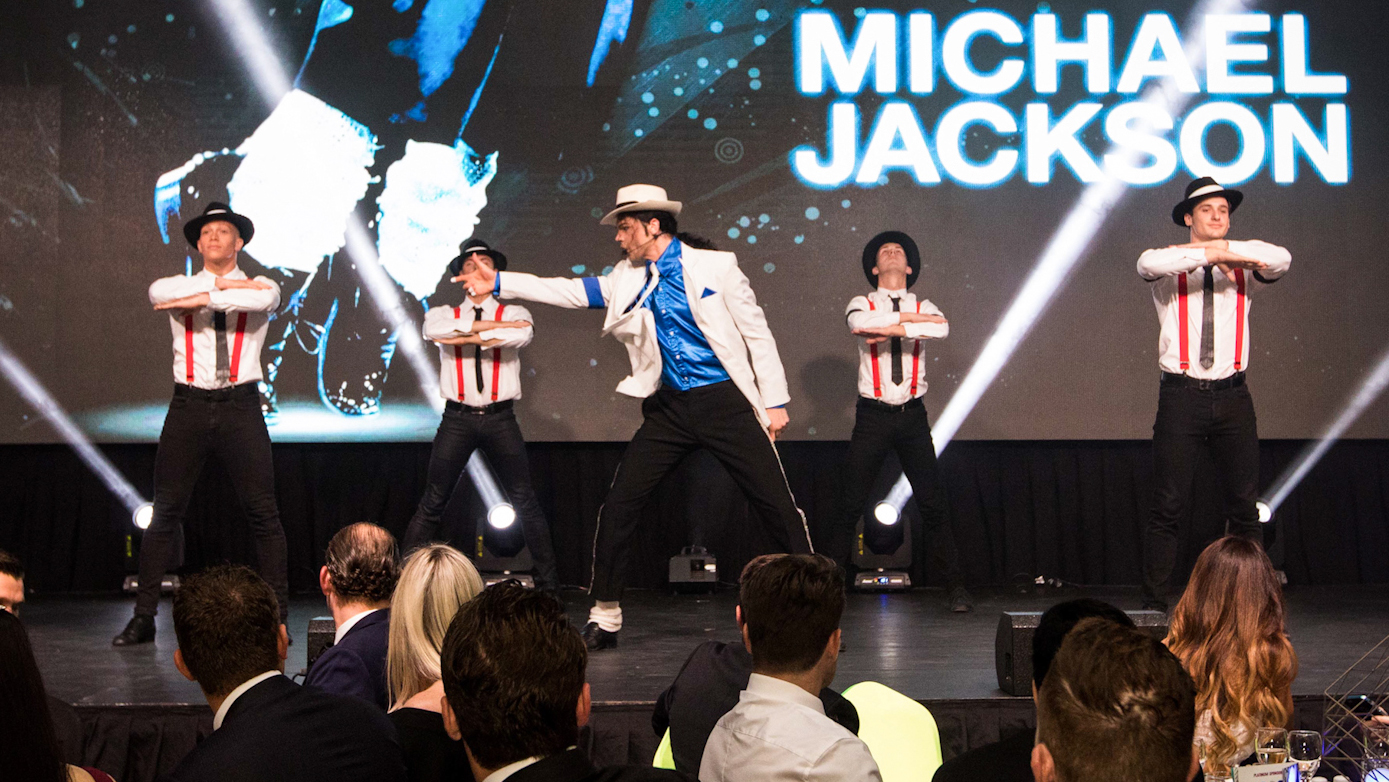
<box><xmin>1</xmin><ymin>439</ymin><xmax>1387</xmax><ymax>595</ymax></box>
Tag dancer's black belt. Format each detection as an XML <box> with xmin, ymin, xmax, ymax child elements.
<box><xmin>857</xmin><ymin>396</ymin><xmax>925</xmax><ymax>413</ymax></box>
<box><xmin>1160</xmin><ymin>371</ymin><xmax>1246</xmax><ymax>391</ymax></box>
<box><xmin>445</xmin><ymin>399</ymin><xmax>513</xmax><ymax>415</ymax></box>
<box><xmin>172</xmin><ymin>383</ymin><xmax>258</xmax><ymax>401</ymax></box>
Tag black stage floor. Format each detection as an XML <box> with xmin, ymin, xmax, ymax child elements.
<box><xmin>27</xmin><ymin>585</ymin><xmax>1389</xmax><ymax>707</ymax></box>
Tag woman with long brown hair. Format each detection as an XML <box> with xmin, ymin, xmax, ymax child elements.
<box><xmin>1165</xmin><ymin>535</ymin><xmax>1299</xmax><ymax>766</ymax></box>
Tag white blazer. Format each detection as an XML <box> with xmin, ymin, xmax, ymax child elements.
<box><xmin>495</xmin><ymin>244</ymin><xmax>790</xmax><ymax>427</ymax></box>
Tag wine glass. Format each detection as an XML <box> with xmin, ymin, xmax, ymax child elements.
<box><xmin>1257</xmin><ymin>727</ymin><xmax>1290</xmax><ymax>764</ymax></box>
<box><xmin>1288</xmin><ymin>730</ymin><xmax>1322</xmax><ymax>778</ymax></box>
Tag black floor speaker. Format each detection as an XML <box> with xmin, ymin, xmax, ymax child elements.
<box><xmin>995</xmin><ymin>610</ymin><xmax>1169</xmax><ymax>696</ymax></box>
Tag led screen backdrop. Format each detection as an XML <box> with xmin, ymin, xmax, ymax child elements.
<box><xmin>0</xmin><ymin>0</ymin><xmax>1385</xmax><ymax>443</ymax></box>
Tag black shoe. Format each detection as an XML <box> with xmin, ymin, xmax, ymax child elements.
<box><xmin>948</xmin><ymin>587</ymin><xmax>974</xmax><ymax>613</ymax></box>
<box><xmin>112</xmin><ymin>615</ymin><xmax>156</xmax><ymax>646</ymax></box>
<box><xmin>580</xmin><ymin>622</ymin><xmax>618</xmax><ymax>651</ymax></box>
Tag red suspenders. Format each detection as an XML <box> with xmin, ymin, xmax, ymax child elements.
<box><xmin>490</xmin><ymin>305</ymin><xmax>506</xmax><ymax>402</ymax></box>
<box><xmin>909</xmin><ymin>301</ymin><xmax>922</xmax><ymax>396</ymax></box>
<box><xmin>866</xmin><ymin>300</ymin><xmax>883</xmax><ymax>398</ymax></box>
<box><xmin>228</xmin><ymin>313</ymin><xmax>247</xmax><ymax>384</ymax></box>
<box><xmin>183</xmin><ymin>314</ymin><xmax>196</xmax><ymax>383</ymax></box>
<box><xmin>452</xmin><ymin>304</ymin><xmax>507</xmax><ymax>403</ymax></box>
<box><xmin>452</xmin><ymin>306</ymin><xmax>466</xmax><ymax>401</ymax></box>
<box><xmin>1233</xmin><ymin>269</ymin><xmax>1246</xmax><ymax>371</ymax></box>
<box><xmin>1177</xmin><ymin>270</ymin><xmax>1246</xmax><ymax>373</ymax></box>
<box><xmin>1176</xmin><ymin>274</ymin><xmax>1190</xmax><ymax>371</ymax></box>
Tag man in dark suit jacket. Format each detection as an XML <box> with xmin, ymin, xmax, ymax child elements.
<box><xmin>440</xmin><ymin>582</ymin><xmax>692</xmax><ymax>782</ymax></box>
<box><xmin>931</xmin><ymin>599</ymin><xmax>1135</xmax><ymax>782</ymax></box>
<box><xmin>652</xmin><ymin>639</ymin><xmax>859</xmax><ymax>774</ymax></box>
<box><xmin>304</xmin><ymin>523</ymin><xmax>399</xmax><ymax>709</ymax></box>
<box><xmin>164</xmin><ymin>564</ymin><xmax>406</xmax><ymax>782</ymax></box>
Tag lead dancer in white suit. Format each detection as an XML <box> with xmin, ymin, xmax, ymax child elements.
<box><xmin>458</xmin><ymin>184</ymin><xmax>811</xmax><ymax>650</ymax></box>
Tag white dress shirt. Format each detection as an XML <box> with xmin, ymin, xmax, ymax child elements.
<box><xmin>844</xmin><ymin>288</ymin><xmax>948</xmax><ymax>404</ymax></box>
<box><xmin>212</xmin><ymin>670</ymin><xmax>282</xmax><ymax>730</ymax></box>
<box><xmin>149</xmin><ymin>267</ymin><xmax>282</xmax><ymax>389</ymax></box>
<box><xmin>1137</xmin><ymin>240</ymin><xmax>1291</xmax><ymax>380</ymax></box>
<box><xmin>480</xmin><ymin>756</ymin><xmax>545</xmax><ymax>782</ymax></box>
<box><xmin>332</xmin><ymin>607</ymin><xmax>381</xmax><ymax>645</ymax></box>
<box><xmin>700</xmin><ymin>673</ymin><xmax>882</xmax><ymax>782</ymax></box>
<box><xmin>422</xmin><ymin>297</ymin><xmax>534</xmax><ymax>405</ymax></box>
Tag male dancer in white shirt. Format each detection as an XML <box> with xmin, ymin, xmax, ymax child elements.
<box><xmin>1136</xmin><ymin>177</ymin><xmax>1291</xmax><ymax>611</ymax></box>
<box><xmin>828</xmin><ymin>231</ymin><xmax>972</xmax><ymax>612</ymax></box>
<box><xmin>114</xmin><ymin>203</ymin><xmax>287</xmax><ymax>646</ymax></box>
<box><xmin>457</xmin><ymin>185</ymin><xmax>811</xmax><ymax>650</ymax></box>
<box><xmin>402</xmin><ymin>240</ymin><xmax>558</xmax><ymax>593</ymax></box>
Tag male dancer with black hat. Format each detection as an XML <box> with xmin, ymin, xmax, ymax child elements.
<box><xmin>457</xmin><ymin>184</ymin><xmax>811</xmax><ymax>650</ymax></box>
<box><xmin>114</xmin><ymin>203</ymin><xmax>288</xmax><ymax>646</ymax></box>
<box><xmin>827</xmin><ymin>231</ymin><xmax>972</xmax><ymax>612</ymax></box>
<box><xmin>1137</xmin><ymin>177</ymin><xmax>1291</xmax><ymax>611</ymax></box>
<box><xmin>402</xmin><ymin>239</ymin><xmax>559</xmax><ymax>592</ymax></box>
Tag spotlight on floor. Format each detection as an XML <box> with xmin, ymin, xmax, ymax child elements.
<box><xmin>1256</xmin><ymin>501</ymin><xmax>1273</xmax><ymax>524</ymax></box>
<box><xmin>487</xmin><ymin>503</ymin><xmax>517</xmax><ymax>530</ymax></box>
<box><xmin>873</xmin><ymin>502</ymin><xmax>900</xmax><ymax>526</ymax></box>
<box><xmin>133</xmin><ymin>503</ymin><xmax>155</xmax><ymax>530</ymax></box>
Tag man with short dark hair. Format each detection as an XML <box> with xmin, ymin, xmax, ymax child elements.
<box><xmin>165</xmin><ymin>564</ymin><xmax>406</xmax><ymax>782</ymax></box>
<box><xmin>1137</xmin><ymin>177</ymin><xmax>1291</xmax><ymax>612</ymax></box>
<box><xmin>1031</xmin><ymin>617</ymin><xmax>1198</xmax><ymax>782</ymax></box>
<box><xmin>0</xmin><ymin>548</ymin><xmax>24</xmax><ymax>614</ymax></box>
<box><xmin>700</xmin><ymin>554</ymin><xmax>879</xmax><ymax>782</ymax></box>
<box><xmin>304</xmin><ymin>522</ymin><xmax>399</xmax><ymax>709</ymax></box>
<box><xmin>932</xmin><ymin>599</ymin><xmax>1134</xmax><ymax>782</ymax></box>
<box><xmin>458</xmin><ymin>185</ymin><xmax>811</xmax><ymax>650</ymax></box>
<box><xmin>115</xmin><ymin>202</ymin><xmax>289</xmax><ymax>646</ymax></box>
<box><xmin>653</xmin><ymin>555</ymin><xmax>860</xmax><ymax>775</ymax></box>
<box><xmin>439</xmin><ymin>581</ymin><xmax>690</xmax><ymax>782</ymax></box>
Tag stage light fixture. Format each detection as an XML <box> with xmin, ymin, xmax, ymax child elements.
<box><xmin>487</xmin><ymin>503</ymin><xmax>517</xmax><ymax>530</ymax></box>
<box><xmin>464</xmin><ymin>451</ymin><xmax>516</xmax><ymax>531</ymax></box>
<box><xmin>1264</xmin><ymin>342</ymin><xmax>1389</xmax><ymax>513</ymax></box>
<box><xmin>133</xmin><ymin>503</ymin><xmax>155</xmax><ymax>530</ymax></box>
<box><xmin>0</xmin><ymin>337</ymin><xmax>150</xmax><ymax>516</ymax></box>
<box><xmin>874</xmin><ymin>0</ymin><xmax>1254</xmax><ymax>515</ymax></box>
<box><xmin>873</xmin><ymin>501</ymin><xmax>900</xmax><ymax>526</ymax></box>
<box><xmin>1256</xmin><ymin>500</ymin><xmax>1273</xmax><ymax>524</ymax></box>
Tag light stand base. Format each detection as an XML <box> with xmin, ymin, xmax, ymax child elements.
<box><xmin>121</xmin><ymin>575</ymin><xmax>180</xmax><ymax>595</ymax></box>
<box><xmin>854</xmin><ymin>569</ymin><xmax>911</xmax><ymax>591</ymax></box>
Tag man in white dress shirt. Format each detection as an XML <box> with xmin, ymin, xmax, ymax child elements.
<box><xmin>401</xmin><ymin>239</ymin><xmax>558</xmax><ymax>592</ymax></box>
<box><xmin>826</xmin><ymin>231</ymin><xmax>971</xmax><ymax>612</ymax></box>
<box><xmin>700</xmin><ymin>554</ymin><xmax>881</xmax><ymax>782</ymax></box>
<box><xmin>114</xmin><ymin>203</ymin><xmax>287</xmax><ymax>646</ymax></box>
<box><xmin>1136</xmin><ymin>178</ymin><xmax>1291</xmax><ymax>611</ymax></box>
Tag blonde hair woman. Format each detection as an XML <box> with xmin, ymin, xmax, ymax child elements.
<box><xmin>1165</xmin><ymin>536</ymin><xmax>1298</xmax><ymax>767</ymax></box>
<box><xmin>386</xmin><ymin>544</ymin><xmax>484</xmax><ymax>781</ymax></box>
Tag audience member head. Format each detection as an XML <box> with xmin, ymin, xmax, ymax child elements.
<box><xmin>1034</xmin><ymin>617</ymin><xmax>1198</xmax><ymax>782</ymax></box>
<box><xmin>1165</xmin><ymin>535</ymin><xmax>1298</xmax><ymax>764</ymax></box>
<box><xmin>172</xmin><ymin>564</ymin><xmax>287</xmax><ymax>700</ymax></box>
<box><xmin>1032</xmin><ymin>598</ymin><xmax>1135</xmax><ymax>691</ymax></box>
<box><xmin>737</xmin><ymin>553</ymin><xmax>845</xmax><ymax>688</ymax></box>
<box><xmin>440</xmin><ymin>582</ymin><xmax>587</xmax><ymax>779</ymax></box>
<box><xmin>0</xmin><ymin>610</ymin><xmax>66</xmax><ymax>782</ymax></box>
<box><xmin>321</xmin><ymin>522</ymin><xmax>400</xmax><ymax>613</ymax></box>
<box><xmin>387</xmin><ymin>543</ymin><xmax>485</xmax><ymax>709</ymax></box>
<box><xmin>0</xmin><ymin>548</ymin><xmax>24</xmax><ymax>615</ymax></box>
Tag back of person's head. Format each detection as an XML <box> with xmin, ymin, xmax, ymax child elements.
<box><xmin>1036</xmin><ymin>617</ymin><xmax>1196</xmax><ymax>782</ymax></box>
<box><xmin>440</xmin><ymin>582</ymin><xmax>585</xmax><ymax>770</ymax></box>
<box><xmin>0</xmin><ymin>548</ymin><xmax>24</xmax><ymax>614</ymax></box>
<box><xmin>1033</xmin><ymin>598</ymin><xmax>1135</xmax><ymax>688</ymax></box>
<box><xmin>387</xmin><ymin>544</ymin><xmax>485</xmax><ymax>708</ymax></box>
<box><xmin>324</xmin><ymin>522</ymin><xmax>400</xmax><ymax>604</ymax></box>
<box><xmin>173</xmin><ymin>564</ymin><xmax>282</xmax><ymax>698</ymax></box>
<box><xmin>738</xmin><ymin>553</ymin><xmax>844</xmax><ymax>674</ymax></box>
<box><xmin>0</xmin><ymin>610</ymin><xmax>76</xmax><ymax>782</ymax></box>
<box><xmin>1166</xmin><ymin>536</ymin><xmax>1298</xmax><ymax>763</ymax></box>
<box><xmin>0</xmin><ymin>548</ymin><xmax>22</xmax><ymax>581</ymax></box>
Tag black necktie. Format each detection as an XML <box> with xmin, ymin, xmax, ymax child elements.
<box><xmin>213</xmin><ymin>312</ymin><xmax>230</xmax><ymax>384</ymax></box>
<box><xmin>890</xmin><ymin>298</ymin><xmax>903</xmax><ymax>385</ymax></box>
<box><xmin>1200</xmin><ymin>270</ymin><xmax>1215</xmax><ymax>370</ymax></box>
<box><xmin>473</xmin><ymin>307</ymin><xmax>485</xmax><ymax>393</ymax></box>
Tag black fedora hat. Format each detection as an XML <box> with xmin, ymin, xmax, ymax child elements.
<box><xmin>1171</xmin><ymin>177</ymin><xmax>1243</xmax><ymax>226</ymax></box>
<box><xmin>447</xmin><ymin>238</ymin><xmax>508</xmax><ymax>277</ymax></box>
<box><xmin>862</xmin><ymin>231</ymin><xmax>921</xmax><ymax>288</ymax></box>
<box><xmin>182</xmin><ymin>202</ymin><xmax>254</xmax><ymax>248</ymax></box>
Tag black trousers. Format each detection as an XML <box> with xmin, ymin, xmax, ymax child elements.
<box><xmin>137</xmin><ymin>384</ymin><xmax>288</xmax><ymax>619</ymax></box>
<box><xmin>823</xmin><ymin>398</ymin><xmax>963</xmax><ymax>588</ymax></box>
<box><xmin>402</xmin><ymin>403</ymin><xmax>559</xmax><ymax>589</ymax></box>
<box><xmin>590</xmin><ymin>381</ymin><xmax>812</xmax><ymax>602</ymax></box>
<box><xmin>1143</xmin><ymin>375</ymin><xmax>1261</xmax><ymax>602</ymax></box>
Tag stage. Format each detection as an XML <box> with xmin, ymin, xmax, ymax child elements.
<box><xmin>28</xmin><ymin>585</ymin><xmax>1389</xmax><ymax>781</ymax></box>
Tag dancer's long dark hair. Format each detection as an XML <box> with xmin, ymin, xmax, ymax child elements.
<box><xmin>622</xmin><ymin>209</ymin><xmax>718</xmax><ymax>251</ymax></box>
<box><xmin>0</xmin><ymin>610</ymin><xmax>67</xmax><ymax>782</ymax></box>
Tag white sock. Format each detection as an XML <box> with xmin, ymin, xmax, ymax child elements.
<box><xmin>588</xmin><ymin>601</ymin><xmax>623</xmax><ymax>632</ymax></box>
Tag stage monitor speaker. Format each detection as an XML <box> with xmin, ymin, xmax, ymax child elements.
<box><xmin>995</xmin><ymin>610</ymin><xmax>1169</xmax><ymax>696</ymax></box>
<box><xmin>669</xmin><ymin>546</ymin><xmax>717</xmax><ymax>592</ymax></box>
<box><xmin>306</xmin><ymin>616</ymin><xmax>335</xmax><ymax>670</ymax></box>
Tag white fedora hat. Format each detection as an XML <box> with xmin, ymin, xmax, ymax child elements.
<box><xmin>600</xmin><ymin>184</ymin><xmax>683</xmax><ymax>226</ymax></box>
